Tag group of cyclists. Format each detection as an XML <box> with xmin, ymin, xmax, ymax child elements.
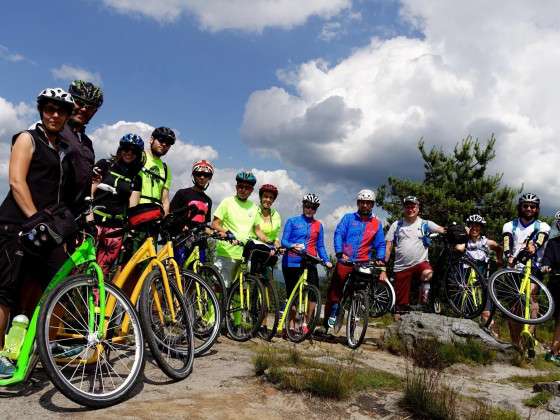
<box><xmin>1</xmin><ymin>82</ymin><xmax>560</xmax><ymax>384</ymax></box>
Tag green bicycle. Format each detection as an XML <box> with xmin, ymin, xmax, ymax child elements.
<box><xmin>1</xmin><ymin>203</ymin><xmax>144</xmax><ymax>408</ymax></box>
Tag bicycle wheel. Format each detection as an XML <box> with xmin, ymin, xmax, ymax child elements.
<box><xmin>369</xmin><ymin>280</ymin><xmax>395</xmax><ymax>318</ymax></box>
<box><xmin>346</xmin><ymin>290</ymin><xmax>370</xmax><ymax>349</ymax></box>
<box><xmin>488</xmin><ymin>268</ymin><xmax>555</xmax><ymax>325</ymax></box>
<box><xmin>37</xmin><ymin>275</ymin><xmax>144</xmax><ymax>408</ymax></box>
<box><xmin>225</xmin><ymin>275</ymin><xmax>266</xmax><ymax>342</ymax></box>
<box><xmin>139</xmin><ymin>270</ymin><xmax>194</xmax><ymax>380</ymax></box>
<box><xmin>196</xmin><ymin>264</ymin><xmax>226</xmax><ymax>322</ymax></box>
<box><xmin>286</xmin><ymin>284</ymin><xmax>321</xmax><ymax>343</ymax></box>
<box><xmin>445</xmin><ymin>258</ymin><xmax>487</xmax><ymax>319</ymax></box>
<box><xmin>257</xmin><ymin>278</ymin><xmax>280</xmax><ymax>341</ymax></box>
<box><xmin>180</xmin><ymin>269</ymin><xmax>221</xmax><ymax>356</ymax></box>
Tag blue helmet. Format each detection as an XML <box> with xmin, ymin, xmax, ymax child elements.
<box><xmin>235</xmin><ymin>171</ymin><xmax>257</xmax><ymax>186</ymax></box>
<box><xmin>119</xmin><ymin>133</ymin><xmax>144</xmax><ymax>152</ymax></box>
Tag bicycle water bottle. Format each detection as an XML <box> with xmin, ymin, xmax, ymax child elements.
<box><xmin>1</xmin><ymin>314</ymin><xmax>29</xmax><ymax>360</ymax></box>
<box><xmin>327</xmin><ymin>304</ymin><xmax>339</xmax><ymax>328</ymax></box>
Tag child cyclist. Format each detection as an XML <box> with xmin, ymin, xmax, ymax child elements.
<box><xmin>455</xmin><ymin>214</ymin><xmax>502</xmax><ymax>328</ymax></box>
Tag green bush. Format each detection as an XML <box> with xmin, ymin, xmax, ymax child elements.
<box><xmin>523</xmin><ymin>391</ymin><xmax>552</xmax><ymax>408</ymax></box>
<box><xmin>411</xmin><ymin>339</ymin><xmax>496</xmax><ymax>369</ymax></box>
<box><xmin>467</xmin><ymin>402</ymin><xmax>521</xmax><ymax>420</ymax></box>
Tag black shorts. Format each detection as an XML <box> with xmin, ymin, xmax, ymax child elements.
<box><xmin>282</xmin><ymin>265</ymin><xmax>319</xmax><ymax>302</ymax></box>
<box><xmin>548</xmin><ymin>277</ymin><xmax>560</xmax><ymax>319</ymax></box>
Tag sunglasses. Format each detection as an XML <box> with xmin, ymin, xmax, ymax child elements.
<box><xmin>522</xmin><ymin>204</ymin><xmax>538</xmax><ymax>209</ymax></box>
<box><xmin>121</xmin><ymin>145</ymin><xmax>139</xmax><ymax>153</ymax></box>
<box><xmin>74</xmin><ymin>98</ymin><xmax>97</xmax><ymax>111</ymax></box>
<box><xmin>154</xmin><ymin>137</ymin><xmax>174</xmax><ymax>147</ymax></box>
<box><xmin>194</xmin><ymin>172</ymin><xmax>212</xmax><ymax>178</ymax></box>
<box><xmin>303</xmin><ymin>204</ymin><xmax>319</xmax><ymax>210</ymax></box>
<box><xmin>236</xmin><ymin>184</ymin><xmax>254</xmax><ymax>191</ymax></box>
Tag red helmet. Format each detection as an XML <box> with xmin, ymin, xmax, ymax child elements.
<box><xmin>192</xmin><ymin>159</ymin><xmax>214</xmax><ymax>175</ymax></box>
<box><xmin>259</xmin><ymin>184</ymin><xmax>278</xmax><ymax>199</ymax></box>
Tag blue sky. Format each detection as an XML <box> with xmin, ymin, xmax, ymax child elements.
<box><xmin>1</xmin><ymin>1</ymin><xmax>560</xmax><ymax>230</ymax></box>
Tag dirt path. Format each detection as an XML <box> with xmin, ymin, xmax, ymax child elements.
<box><xmin>1</xmin><ymin>327</ymin><xmax>558</xmax><ymax>419</ymax></box>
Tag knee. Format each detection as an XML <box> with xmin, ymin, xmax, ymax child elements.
<box><xmin>421</xmin><ymin>270</ymin><xmax>433</xmax><ymax>282</ymax></box>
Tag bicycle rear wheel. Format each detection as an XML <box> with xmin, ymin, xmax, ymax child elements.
<box><xmin>257</xmin><ymin>278</ymin><xmax>280</xmax><ymax>341</ymax></box>
<box><xmin>488</xmin><ymin>268</ymin><xmax>554</xmax><ymax>325</ymax></box>
<box><xmin>369</xmin><ymin>279</ymin><xmax>395</xmax><ymax>318</ymax></box>
<box><xmin>346</xmin><ymin>290</ymin><xmax>369</xmax><ymax>349</ymax></box>
<box><xmin>180</xmin><ymin>269</ymin><xmax>221</xmax><ymax>356</ymax></box>
<box><xmin>225</xmin><ymin>275</ymin><xmax>266</xmax><ymax>342</ymax></box>
<box><xmin>195</xmin><ymin>264</ymin><xmax>226</xmax><ymax>323</ymax></box>
<box><xmin>37</xmin><ymin>275</ymin><xmax>144</xmax><ymax>408</ymax></box>
<box><xmin>445</xmin><ymin>258</ymin><xmax>487</xmax><ymax>319</ymax></box>
<box><xmin>139</xmin><ymin>270</ymin><xmax>194</xmax><ymax>380</ymax></box>
<box><xmin>285</xmin><ymin>284</ymin><xmax>321</xmax><ymax>343</ymax></box>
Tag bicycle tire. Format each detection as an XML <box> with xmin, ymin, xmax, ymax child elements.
<box><xmin>369</xmin><ymin>280</ymin><xmax>395</xmax><ymax>318</ymax></box>
<box><xmin>257</xmin><ymin>278</ymin><xmax>280</xmax><ymax>341</ymax></box>
<box><xmin>445</xmin><ymin>258</ymin><xmax>487</xmax><ymax>319</ymax></box>
<box><xmin>346</xmin><ymin>290</ymin><xmax>369</xmax><ymax>349</ymax></box>
<box><xmin>139</xmin><ymin>269</ymin><xmax>194</xmax><ymax>380</ymax></box>
<box><xmin>286</xmin><ymin>284</ymin><xmax>321</xmax><ymax>343</ymax></box>
<box><xmin>37</xmin><ymin>275</ymin><xmax>145</xmax><ymax>408</ymax></box>
<box><xmin>488</xmin><ymin>268</ymin><xmax>555</xmax><ymax>325</ymax></box>
<box><xmin>180</xmin><ymin>269</ymin><xmax>221</xmax><ymax>356</ymax></box>
<box><xmin>225</xmin><ymin>275</ymin><xmax>266</xmax><ymax>342</ymax></box>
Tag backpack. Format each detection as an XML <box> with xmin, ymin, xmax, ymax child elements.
<box><xmin>393</xmin><ymin>219</ymin><xmax>431</xmax><ymax>248</ymax></box>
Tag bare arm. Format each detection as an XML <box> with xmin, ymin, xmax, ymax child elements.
<box><xmin>384</xmin><ymin>240</ymin><xmax>393</xmax><ymax>264</ymax></box>
<box><xmin>162</xmin><ymin>188</ymin><xmax>170</xmax><ymax>215</ymax></box>
<box><xmin>455</xmin><ymin>243</ymin><xmax>466</xmax><ymax>252</ymax></box>
<box><xmin>254</xmin><ymin>224</ymin><xmax>268</xmax><ymax>243</ymax></box>
<box><xmin>211</xmin><ymin>216</ymin><xmax>228</xmax><ymax>238</ymax></box>
<box><xmin>10</xmin><ymin>133</ymin><xmax>37</xmax><ymax>218</ymax></box>
<box><xmin>129</xmin><ymin>191</ymin><xmax>140</xmax><ymax>208</ymax></box>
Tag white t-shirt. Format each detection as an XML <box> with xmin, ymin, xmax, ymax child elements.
<box><xmin>466</xmin><ymin>236</ymin><xmax>489</xmax><ymax>262</ymax></box>
<box><xmin>387</xmin><ymin>218</ymin><xmax>440</xmax><ymax>272</ymax></box>
<box><xmin>502</xmin><ymin>218</ymin><xmax>550</xmax><ymax>261</ymax></box>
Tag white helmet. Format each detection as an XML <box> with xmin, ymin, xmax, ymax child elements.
<box><xmin>466</xmin><ymin>214</ymin><xmax>486</xmax><ymax>225</ymax></box>
<box><xmin>302</xmin><ymin>193</ymin><xmax>320</xmax><ymax>206</ymax></box>
<box><xmin>37</xmin><ymin>87</ymin><xmax>75</xmax><ymax>112</ymax></box>
<box><xmin>554</xmin><ymin>210</ymin><xmax>560</xmax><ymax>221</ymax></box>
<box><xmin>357</xmin><ymin>189</ymin><xmax>375</xmax><ymax>202</ymax></box>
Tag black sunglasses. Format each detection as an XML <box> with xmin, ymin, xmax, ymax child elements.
<box><xmin>194</xmin><ymin>172</ymin><xmax>212</xmax><ymax>178</ymax></box>
<box><xmin>303</xmin><ymin>204</ymin><xmax>319</xmax><ymax>210</ymax></box>
<box><xmin>522</xmin><ymin>203</ymin><xmax>538</xmax><ymax>209</ymax></box>
<box><xmin>155</xmin><ymin>137</ymin><xmax>174</xmax><ymax>146</ymax></box>
<box><xmin>74</xmin><ymin>98</ymin><xmax>97</xmax><ymax>111</ymax></box>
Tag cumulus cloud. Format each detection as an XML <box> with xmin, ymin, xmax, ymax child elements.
<box><xmin>102</xmin><ymin>0</ymin><xmax>350</xmax><ymax>31</ymax></box>
<box><xmin>241</xmin><ymin>0</ymin><xmax>560</xmax><ymax>211</ymax></box>
<box><xmin>51</xmin><ymin>64</ymin><xmax>102</xmax><ymax>85</ymax></box>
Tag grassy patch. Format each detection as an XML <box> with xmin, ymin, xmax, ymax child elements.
<box><xmin>253</xmin><ymin>345</ymin><xmax>401</xmax><ymax>400</ymax></box>
<box><xmin>507</xmin><ymin>372</ymin><xmax>560</xmax><ymax>386</ymax></box>
<box><xmin>383</xmin><ymin>333</ymin><xmax>406</xmax><ymax>356</ymax></box>
<box><xmin>400</xmin><ymin>367</ymin><xmax>459</xmax><ymax>420</ymax></box>
<box><xmin>523</xmin><ymin>391</ymin><xmax>553</xmax><ymax>408</ymax></box>
<box><xmin>466</xmin><ymin>402</ymin><xmax>522</xmax><ymax>420</ymax></box>
<box><xmin>371</xmin><ymin>313</ymin><xmax>394</xmax><ymax>327</ymax></box>
<box><xmin>411</xmin><ymin>339</ymin><xmax>496</xmax><ymax>369</ymax></box>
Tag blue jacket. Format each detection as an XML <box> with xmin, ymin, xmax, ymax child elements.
<box><xmin>281</xmin><ymin>215</ymin><xmax>329</xmax><ymax>267</ymax></box>
<box><xmin>334</xmin><ymin>212</ymin><xmax>385</xmax><ymax>262</ymax></box>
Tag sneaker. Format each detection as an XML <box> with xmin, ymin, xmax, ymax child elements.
<box><xmin>0</xmin><ymin>355</ymin><xmax>15</xmax><ymax>378</ymax></box>
<box><xmin>50</xmin><ymin>343</ymin><xmax>85</xmax><ymax>358</ymax></box>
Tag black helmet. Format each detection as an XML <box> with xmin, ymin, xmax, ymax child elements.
<box><xmin>152</xmin><ymin>127</ymin><xmax>176</xmax><ymax>145</ymax></box>
<box><xmin>68</xmin><ymin>80</ymin><xmax>104</xmax><ymax>107</ymax></box>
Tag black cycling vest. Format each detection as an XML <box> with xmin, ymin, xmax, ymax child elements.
<box><xmin>0</xmin><ymin>127</ymin><xmax>64</xmax><ymax>225</ymax></box>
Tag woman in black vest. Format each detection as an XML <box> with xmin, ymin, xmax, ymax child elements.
<box><xmin>0</xmin><ymin>88</ymin><xmax>74</xmax><ymax>376</ymax></box>
<box><xmin>92</xmin><ymin>133</ymin><xmax>144</xmax><ymax>275</ymax></box>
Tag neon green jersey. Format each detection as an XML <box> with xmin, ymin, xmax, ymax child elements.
<box><xmin>254</xmin><ymin>207</ymin><xmax>281</xmax><ymax>243</ymax></box>
<box><xmin>139</xmin><ymin>152</ymin><xmax>171</xmax><ymax>205</ymax></box>
<box><xmin>214</xmin><ymin>196</ymin><xmax>258</xmax><ymax>260</ymax></box>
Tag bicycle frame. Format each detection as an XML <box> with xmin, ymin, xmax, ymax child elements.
<box><xmin>0</xmin><ymin>236</ymin><xmax>104</xmax><ymax>386</ymax></box>
<box><xmin>276</xmin><ymin>268</ymin><xmax>309</xmax><ymax>333</ymax></box>
<box><xmin>519</xmin><ymin>259</ymin><xmax>536</xmax><ymax>344</ymax></box>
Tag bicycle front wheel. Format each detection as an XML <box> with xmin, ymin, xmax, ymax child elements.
<box><xmin>488</xmin><ymin>268</ymin><xmax>555</xmax><ymax>325</ymax></box>
<box><xmin>346</xmin><ymin>290</ymin><xmax>369</xmax><ymax>349</ymax></box>
<box><xmin>195</xmin><ymin>264</ymin><xmax>226</xmax><ymax>323</ymax></box>
<box><xmin>180</xmin><ymin>269</ymin><xmax>221</xmax><ymax>356</ymax></box>
<box><xmin>257</xmin><ymin>278</ymin><xmax>280</xmax><ymax>341</ymax></box>
<box><xmin>445</xmin><ymin>258</ymin><xmax>487</xmax><ymax>319</ymax></box>
<box><xmin>285</xmin><ymin>284</ymin><xmax>321</xmax><ymax>343</ymax></box>
<box><xmin>369</xmin><ymin>279</ymin><xmax>395</xmax><ymax>318</ymax></box>
<box><xmin>139</xmin><ymin>270</ymin><xmax>194</xmax><ymax>380</ymax></box>
<box><xmin>37</xmin><ymin>275</ymin><xmax>145</xmax><ymax>408</ymax></box>
<box><xmin>225</xmin><ymin>275</ymin><xmax>266</xmax><ymax>342</ymax></box>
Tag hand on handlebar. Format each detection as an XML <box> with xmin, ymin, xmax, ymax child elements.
<box><xmin>293</xmin><ymin>243</ymin><xmax>305</xmax><ymax>251</ymax></box>
<box><xmin>325</xmin><ymin>261</ymin><xmax>333</xmax><ymax>269</ymax></box>
<box><xmin>541</xmin><ymin>265</ymin><xmax>552</xmax><ymax>273</ymax></box>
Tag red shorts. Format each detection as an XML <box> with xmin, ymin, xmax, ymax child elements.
<box><xmin>394</xmin><ymin>261</ymin><xmax>433</xmax><ymax>306</ymax></box>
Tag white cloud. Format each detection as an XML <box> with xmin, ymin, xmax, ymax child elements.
<box><xmin>51</xmin><ymin>65</ymin><xmax>102</xmax><ymax>85</ymax></box>
<box><xmin>102</xmin><ymin>0</ymin><xmax>350</xmax><ymax>31</ymax></box>
<box><xmin>241</xmin><ymin>1</ymin><xmax>560</xmax><ymax>211</ymax></box>
<box><xmin>0</xmin><ymin>44</ymin><xmax>26</xmax><ymax>63</ymax></box>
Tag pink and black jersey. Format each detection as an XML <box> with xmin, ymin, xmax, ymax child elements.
<box><xmin>170</xmin><ymin>187</ymin><xmax>212</xmax><ymax>226</ymax></box>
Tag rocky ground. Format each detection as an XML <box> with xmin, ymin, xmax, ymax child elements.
<box><xmin>2</xmin><ymin>315</ymin><xmax>560</xmax><ymax>419</ymax></box>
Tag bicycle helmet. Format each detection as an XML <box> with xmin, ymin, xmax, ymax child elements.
<box><xmin>191</xmin><ymin>159</ymin><xmax>214</xmax><ymax>189</ymax></box>
<box><xmin>235</xmin><ymin>171</ymin><xmax>257</xmax><ymax>186</ymax></box>
<box><xmin>152</xmin><ymin>127</ymin><xmax>176</xmax><ymax>144</ymax></box>
<box><xmin>119</xmin><ymin>133</ymin><xmax>144</xmax><ymax>152</ymax></box>
<box><xmin>357</xmin><ymin>189</ymin><xmax>375</xmax><ymax>202</ymax></box>
<box><xmin>403</xmin><ymin>195</ymin><xmax>420</xmax><ymax>205</ymax></box>
<box><xmin>555</xmin><ymin>210</ymin><xmax>560</xmax><ymax>221</ymax></box>
<box><xmin>518</xmin><ymin>193</ymin><xmax>540</xmax><ymax>206</ymax></box>
<box><xmin>466</xmin><ymin>214</ymin><xmax>486</xmax><ymax>225</ymax></box>
<box><xmin>259</xmin><ymin>184</ymin><xmax>278</xmax><ymax>199</ymax></box>
<box><xmin>37</xmin><ymin>88</ymin><xmax>75</xmax><ymax>114</ymax></box>
<box><xmin>68</xmin><ymin>80</ymin><xmax>104</xmax><ymax>107</ymax></box>
<box><xmin>302</xmin><ymin>193</ymin><xmax>320</xmax><ymax>207</ymax></box>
